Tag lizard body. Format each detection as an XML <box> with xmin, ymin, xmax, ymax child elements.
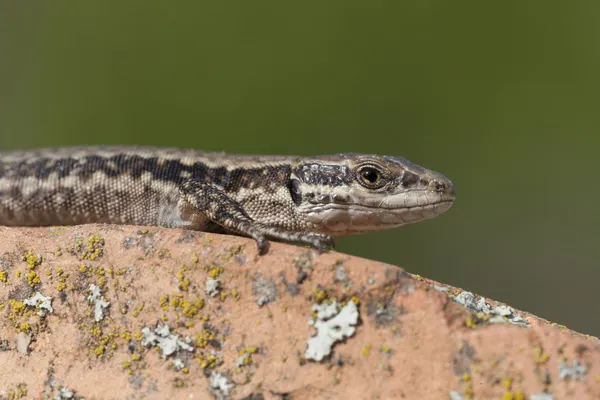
<box><xmin>0</xmin><ymin>146</ymin><xmax>455</xmax><ymax>252</ymax></box>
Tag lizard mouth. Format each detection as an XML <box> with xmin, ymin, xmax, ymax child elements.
<box><xmin>300</xmin><ymin>198</ymin><xmax>454</xmax><ymax>235</ymax></box>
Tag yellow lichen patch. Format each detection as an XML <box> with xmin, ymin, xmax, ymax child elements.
<box><xmin>207</xmin><ymin>265</ymin><xmax>223</xmax><ymax>278</ymax></box>
<box><xmin>350</xmin><ymin>296</ymin><xmax>360</xmax><ymax>305</ymax></box>
<box><xmin>0</xmin><ymin>270</ymin><xmax>7</xmax><ymax>283</ymax></box>
<box><xmin>197</xmin><ymin>354</ymin><xmax>219</xmax><ymax>369</ymax></box>
<box><xmin>313</xmin><ymin>287</ymin><xmax>329</xmax><ymax>304</ymax></box>
<box><xmin>384</xmin><ymin>285</ymin><xmax>395</xmax><ymax>297</ymax></box>
<box><xmin>464</xmin><ymin>385</ymin><xmax>473</xmax><ymax>399</ymax></box>
<box><xmin>132</xmin><ymin>303</ymin><xmax>145</xmax><ymax>318</ymax></box>
<box><xmin>170</xmin><ymin>294</ymin><xmax>183</xmax><ymax>308</ymax></box>
<box><xmin>459</xmin><ymin>373</ymin><xmax>474</xmax><ymax>399</ymax></box>
<box><xmin>80</xmin><ymin>234</ymin><xmax>105</xmax><ymax>260</ymax></box>
<box><xmin>465</xmin><ymin>312</ymin><xmax>490</xmax><ymax>329</ymax></box>
<box><xmin>173</xmin><ymin>377</ymin><xmax>187</xmax><ymax>388</ymax></box>
<box><xmin>533</xmin><ymin>347</ymin><xmax>550</xmax><ymax>364</ymax></box>
<box><xmin>22</xmin><ymin>251</ymin><xmax>42</xmax><ymax>269</ymax></box>
<box><xmin>10</xmin><ymin>300</ymin><xmax>26</xmax><ymax>315</ymax></box>
<box><xmin>17</xmin><ymin>322</ymin><xmax>31</xmax><ymax>333</ymax></box>
<box><xmin>195</xmin><ymin>329</ymin><xmax>216</xmax><ymax>348</ymax></box>
<box><xmin>84</xmin><ymin>323</ymin><xmax>121</xmax><ymax>359</ymax></box>
<box><xmin>191</xmin><ymin>252</ymin><xmax>199</xmax><ymax>264</ymax></box>
<box><xmin>8</xmin><ymin>382</ymin><xmax>28</xmax><ymax>399</ymax></box>
<box><xmin>90</xmin><ymin>324</ymin><xmax>102</xmax><ymax>338</ymax></box>
<box><xmin>501</xmin><ymin>391</ymin><xmax>525</xmax><ymax>400</ymax></box>
<box><xmin>183</xmin><ymin>298</ymin><xmax>204</xmax><ymax>318</ymax></box>
<box><xmin>26</xmin><ymin>271</ymin><xmax>41</xmax><ymax>287</ymax></box>
<box><xmin>223</xmin><ymin>245</ymin><xmax>243</xmax><ymax>261</ymax></box>
<box><xmin>238</xmin><ymin>346</ymin><xmax>258</xmax><ymax>366</ymax></box>
<box><xmin>361</xmin><ymin>344</ymin><xmax>372</xmax><ymax>357</ymax></box>
<box><xmin>167</xmin><ymin>294</ymin><xmax>205</xmax><ymax>319</ymax></box>
<box><xmin>380</xmin><ymin>344</ymin><xmax>392</xmax><ymax>353</ymax></box>
<box><xmin>177</xmin><ymin>269</ymin><xmax>190</xmax><ymax>292</ymax></box>
<box><xmin>160</xmin><ymin>294</ymin><xmax>170</xmax><ymax>311</ymax></box>
<box><xmin>56</xmin><ymin>279</ymin><xmax>67</xmax><ymax>291</ymax></box>
<box><xmin>232</xmin><ymin>289</ymin><xmax>240</xmax><ymax>300</ymax></box>
<box><xmin>121</xmin><ymin>349</ymin><xmax>146</xmax><ymax>375</ymax></box>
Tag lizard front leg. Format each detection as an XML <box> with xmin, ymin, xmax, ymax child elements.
<box><xmin>180</xmin><ymin>180</ymin><xmax>334</xmax><ymax>254</ymax></box>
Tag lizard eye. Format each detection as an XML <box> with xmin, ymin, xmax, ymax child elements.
<box><xmin>357</xmin><ymin>166</ymin><xmax>384</xmax><ymax>188</ymax></box>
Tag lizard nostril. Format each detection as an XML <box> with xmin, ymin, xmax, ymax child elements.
<box><xmin>434</xmin><ymin>180</ymin><xmax>455</xmax><ymax>196</ymax></box>
<box><xmin>400</xmin><ymin>171</ymin><xmax>420</xmax><ymax>188</ymax></box>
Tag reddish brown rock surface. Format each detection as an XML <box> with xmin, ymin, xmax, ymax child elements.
<box><xmin>0</xmin><ymin>225</ymin><xmax>598</xmax><ymax>399</ymax></box>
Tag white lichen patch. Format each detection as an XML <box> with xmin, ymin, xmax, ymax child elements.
<box><xmin>57</xmin><ymin>387</ymin><xmax>74</xmax><ymax>399</ymax></box>
<box><xmin>448</xmin><ymin>290</ymin><xmax>529</xmax><ymax>327</ymax></box>
<box><xmin>205</xmin><ymin>277</ymin><xmax>221</xmax><ymax>297</ymax></box>
<box><xmin>529</xmin><ymin>394</ymin><xmax>555</xmax><ymax>400</ymax></box>
<box><xmin>172</xmin><ymin>358</ymin><xmax>186</xmax><ymax>370</ymax></box>
<box><xmin>449</xmin><ymin>391</ymin><xmax>466</xmax><ymax>400</ymax></box>
<box><xmin>253</xmin><ymin>276</ymin><xmax>279</xmax><ymax>306</ymax></box>
<box><xmin>305</xmin><ymin>300</ymin><xmax>359</xmax><ymax>361</ymax></box>
<box><xmin>209</xmin><ymin>371</ymin><xmax>234</xmax><ymax>399</ymax></box>
<box><xmin>334</xmin><ymin>263</ymin><xmax>348</xmax><ymax>283</ymax></box>
<box><xmin>24</xmin><ymin>292</ymin><xmax>53</xmax><ymax>316</ymax></box>
<box><xmin>87</xmin><ymin>284</ymin><xmax>110</xmax><ymax>322</ymax></box>
<box><xmin>141</xmin><ymin>324</ymin><xmax>194</xmax><ymax>358</ymax></box>
<box><xmin>558</xmin><ymin>359</ymin><xmax>588</xmax><ymax>381</ymax></box>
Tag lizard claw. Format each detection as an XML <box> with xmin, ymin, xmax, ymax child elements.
<box><xmin>254</xmin><ymin>236</ymin><xmax>269</xmax><ymax>255</ymax></box>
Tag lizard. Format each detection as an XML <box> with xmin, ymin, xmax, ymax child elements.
<box><xmin>0</xmin><ymin>146</ymin><xmax>455</xmax><ymax>253</ymax></box>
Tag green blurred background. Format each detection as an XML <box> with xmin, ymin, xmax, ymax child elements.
<box><xmin>1</xmin><ymin>2</ymin><xmax>598</xmax><ymax>335</ymax></box>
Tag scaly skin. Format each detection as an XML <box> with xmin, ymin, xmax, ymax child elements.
<box><xmin>0</xmin><ymin>146</ymin><xmax>455</xmax><ymax>253</ymax></box>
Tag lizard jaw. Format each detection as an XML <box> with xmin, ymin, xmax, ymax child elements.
<box><xmin>299</xmin><ymin>193</ymin><xmax>454</xmax><ymax>236</ymax></box>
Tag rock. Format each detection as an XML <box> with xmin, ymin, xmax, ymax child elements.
<box><xmin>0</xmin><ymin>225</ymin><xmax>598</xmax><ymax>399</ymax></box>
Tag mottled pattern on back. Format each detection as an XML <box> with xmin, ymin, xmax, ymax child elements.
<box><xmin>0</xmin><ymin>146</ymin><xmax>455</xmax><ymax>252</ymax></box>
<box><xmin>0</xmin><ymin>147</ymin><xmax>291</xmax><ymax>229</ymax></box>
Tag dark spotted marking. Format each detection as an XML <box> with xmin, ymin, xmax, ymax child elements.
<box><xmin>222</xmin><ymin>165</ymin><xmax>291</xmax><ymax>194</ymax></box>
<box><xmin>1</xmin><ymin>154</ymin><xmax>292</xmax><ymax>196</ymax></box>
<box><xmin>287</xmin><ymin>179</ymin><xmax>302</xmax><ymax>206</ymax></box>
<box><xmin>293</xmin><ymin>164</ymin><xmax>352</xmax><ymax>187</ymax></box>
<box><xmin>0</xmin><ymin>146</ymin><xmax>456</xmax><ymax>254</ymax></box>
<box><xmin>400</xmin><ymin>171</ymin><xmax>420</xmax><ymax>188</ymax></box>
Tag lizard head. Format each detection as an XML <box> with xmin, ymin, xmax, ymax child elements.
<box><xmin>289</xmin><ymin>154</ymin><xmax>455</xmax><ymax>236</ymax></box>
